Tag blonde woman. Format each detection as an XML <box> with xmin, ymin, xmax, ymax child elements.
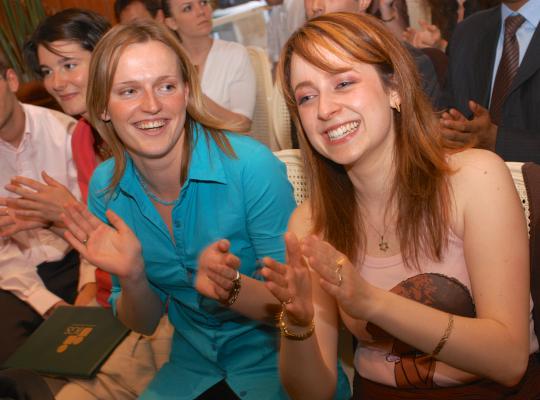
<box><xmin>62</xmin><ymin>21</ymin><xmax>295</xmax><ymax>399</ymax></box>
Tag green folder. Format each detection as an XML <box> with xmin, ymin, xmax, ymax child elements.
<box><xmin>3</xmin><ymin>306</ymin><xmax>130</xmax><ymax>379</ymax></box>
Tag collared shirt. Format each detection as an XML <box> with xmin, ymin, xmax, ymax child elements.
<box><xmin>0</xmin><ymin>103</ymin><xmax>83</xmax><ymax>315</ymax></box>
<box><xmin>88</xmin><ymin>125</ymin><xmax>296</xmax><ymax>399</ymax></box>
<box><xmin>489</xmin><ymin>1</ymin><xmax>540</xmax><ymax>103</ymax></box>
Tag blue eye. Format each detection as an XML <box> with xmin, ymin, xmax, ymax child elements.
<box><xmin>336</xmin><ymin>81</ymin><xmax>353</xmax><ymax>89</ymax></box>
<box><xmin>120</xmin><ymin>88</ymin><xmax>136</xmax><ymax>96</ymax></box>
<box><xmin>159</xmin><ymin>83</ymin><xmax>176</xmax><ymax>93</ymax></box>
<box><xmin>297</xmin><ymin>95</ymin><xmax>313</xmax><ymax>105</ymax></box>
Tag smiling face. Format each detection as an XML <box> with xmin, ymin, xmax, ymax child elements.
<box><xmin>290</xmin><ymin>45</ymin><xmax>398</xmax><ymax>168</ymax></box>
<box><xmin>164</xmin><ymin>0</ymin><xmax>213</xmax><ymax>40</ymax></box>
<box><xmin>38</xmin><ymin>41</ymin><xmax>92</xmax><ymax>117</ymax></box>
<box><xmin>104</xmin><ymin>40</ymin><xmax>189</xmax><ymax>163</ymax></box>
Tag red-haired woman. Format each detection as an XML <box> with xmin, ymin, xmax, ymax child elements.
<box><xmin>260</xmin><ymin>12</ymin><xmax>539</xmax><ymax>399</ymax></box>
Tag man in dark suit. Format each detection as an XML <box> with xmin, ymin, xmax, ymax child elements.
<box><xmin>441</xmin><ymin>0</ymin><xmax>540</xmax><ymax>163</ymax></box>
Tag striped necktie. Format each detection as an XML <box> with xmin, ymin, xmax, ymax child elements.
<box><xmin>489</xmin><ymin>14</ymin><xmax>526</xmax><ymax>125</ymax></box>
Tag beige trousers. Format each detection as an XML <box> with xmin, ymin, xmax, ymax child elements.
<box><xmin>55</xmin><ymin>315</ymin><xmax>173</xmax><ymax>400</ymax></box>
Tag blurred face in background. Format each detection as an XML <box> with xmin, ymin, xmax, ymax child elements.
<box><xmin>304</xmin><ymin>0</ymin><xmax>369</xmax><ymax>19</ymax></box>
<box><xmin>164</xmin><ymin>0</ymin><xmax>213</xmax><ymax>40</ymax></box>
<box><xmin>38</xmin><ymin>41</ymin><xmax>92</xmax><ymax>117</ymax></box>
<box><xmin>119</xmin><ymin>1</ymin><xmax>165</xmax><ymax>23</ymax></box>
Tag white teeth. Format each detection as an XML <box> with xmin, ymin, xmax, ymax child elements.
<box><xmin>326</xmin><ymin>121</ymin><xmax>359</xmax><ymax>141</ymax></box>
<box><xmin>135</xmin><ymin>120</ymin><xmax>166</xmax><ymax>130</ymax></box>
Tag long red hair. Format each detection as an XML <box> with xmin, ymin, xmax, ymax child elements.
<box><xmin>278</xmin><ymin>12</ymin><xmax>452</xmax><ymax>269</ymax></box>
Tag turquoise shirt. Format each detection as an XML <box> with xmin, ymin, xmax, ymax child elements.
<box><xmin>88</xmin><ymin>126</ymin><xmax>296</xmax><ymax>399</ymax></box>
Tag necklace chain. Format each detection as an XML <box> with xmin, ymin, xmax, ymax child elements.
<box><xmin>364</xmin><ymin>218</ymin><xmax>390</xmax><ymax>252</ymax></box>
<box><xmin>134</xmin><ymin>168</ymin><xmax>179</xmax><ymax>207</ymax></box>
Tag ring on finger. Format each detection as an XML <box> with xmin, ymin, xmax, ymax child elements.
<box><xmin>82</xmin><ymin>237</ymin><xmax>88</xmax><ymax>246</ymax></box>
<box><xmin>283</xmin><ymin>297</ymin><xmax>294</xmax><ymax>305</ymax></box>
<box><xmin>335</xmin><ymin>256</ymin><xmax>346</xmax><ymax>287</ymax></box>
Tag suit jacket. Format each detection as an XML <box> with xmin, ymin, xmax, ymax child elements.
<box><xmin>444</xmin><ymin>5</ymin><xmax>540</xmax><ymax>163</ymax></box>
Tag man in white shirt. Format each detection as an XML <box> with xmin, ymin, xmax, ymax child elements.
<box><xmin>0</xmin><ymin>51</ymin><xmax>86</xmax><ymax>363</ymax></box>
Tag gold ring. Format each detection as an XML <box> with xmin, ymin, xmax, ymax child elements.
<box><xmin>82</xmin><ymin>237</ymin><xmax>88</xmax><ymax>246</ymax></box>
<box><xmin>283</xmin><ymin>297</ymin><xmax>294</xmax><ymax>305</ymax></box>
<box><xmin>335</xmin><ymin>256</ymin><xmax>346</xmax><ymax>287</ymax></box>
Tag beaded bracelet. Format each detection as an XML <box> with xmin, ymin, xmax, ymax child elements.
<box><xmin>223</xmin><ymin>270</ymin><xmax>241</xmax><ymax>307</ymax></box>
<box><xmin>278</xmin><ymin>307</ymin><xmax>315</xmax><ymax>341</ymax></box>
<box><xmin>431</xmin><ymin>314</ymin><xmax>454</xmax><ymax>357</ymax></box>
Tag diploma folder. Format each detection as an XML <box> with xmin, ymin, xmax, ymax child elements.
<box><xmin>3</xmin><ymin>306</ymin><xmax>130</xmax><ymax>379</ymax></box>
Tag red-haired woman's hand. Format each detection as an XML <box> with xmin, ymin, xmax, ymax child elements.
<box><xmin>261</xmin><ymin>232</ymin><xmax>314</xmax><ymax>326</ymax></box>
<box><xmin>301</xmin><ymin>235</ymin><xmax>376</xmax><ymax>321</ymax></box>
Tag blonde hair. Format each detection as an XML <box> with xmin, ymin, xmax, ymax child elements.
<box><xmin>87</xmin><ymin>20</ymin><xmax>237</xmax><ymax>192</ymax></box>
<box><xmin>278</xmin><ymin>12</ymin><xmax>452</xmax><ymax>269</ymax></box>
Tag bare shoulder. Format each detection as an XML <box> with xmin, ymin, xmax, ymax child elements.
<box><xmin>448</xmin><ymin>148</ymin><xmax>513</xmax><ymax>188</ymax></box>
<box><xmin>288</xmin><ymin>200</ymin><xmax>314</xmax><ymax>240</ymax></box>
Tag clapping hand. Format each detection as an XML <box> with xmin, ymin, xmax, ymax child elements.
<box><xmin>195</xmin><ymin>239</ymin><xmax>241</xmax><ymax>303</ymax></box>
<box><xmin>62</xmin><ymin>202</ymin><xmax>144</xmax><ymax>279</ymax></box>
<box><xmin>4</xmin><ymin>171</ymin><xmax>77</xmax><ymax>224</ymax></box>
<box><xmin>440</xmin><ymin>101</ymin><xmax>497</xmax><ymax>150</ymax></box>
<box><xmin>261</xmin><ymin>232</ymin><xmax>314</xmax><ymax>326</ymax></box>
<box><xmin>302</xmin><ymin>236</ymin><xmax>374</xmax><ymax>320</ymax></box>
<box><xmin>0</xmin><ymin>197</ymin><xmax>49</xmax><ymax>237</ymax></box>
<box><xmin>403</xmin><ymin>21</ymin><xmax>443</xmax><ymax>49</ymax></box>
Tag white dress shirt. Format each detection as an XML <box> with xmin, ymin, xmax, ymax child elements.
<box><xmin>0</xmin><ymin>103</ymin><xmax>89</xmax><ymax>315</ymax></box>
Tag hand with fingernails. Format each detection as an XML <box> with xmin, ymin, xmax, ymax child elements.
<box><xmin>302</xmin><ymin>235</ymin><xmax>377</xmax><ymax>321</ymax></box>
<box><xmin>0</xmin><ymin>197</ymin><xmax>49</xmax><ymax>237</ymax></box>
<box><xmin>195</xmin><ymin>239</ymin><xmax>242</xmax><ymax>303</ymax></box>
<box><xmin>439</xmin><ymin>101</ymin><xmax>497</xmax><ymax>149</ymax></box>
<box><xmin>62</xmin><ymin>202</ymin><xmax>144</xmax><ymax>279</ymax></box>
<box><xmin>4</xmin><ymin>171</ymin><xmax>78</xmax><ymax>224</ymax></box>
<box><xmin>261</xmin><ymin>232</ymin><xmax>314</xmax><ymax>327</ymax></box>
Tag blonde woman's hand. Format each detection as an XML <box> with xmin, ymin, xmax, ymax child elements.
<box><xmin>195</xmin><ymin>239</ymin><xmax>241</xmax><ymax>302</ymax></box>
<box><xmin>261</xmin><ymin>232</ymin><xmax>314</xmax><ymax>326</ymax></box>
<box><xmin>5</xmin><ymin>171</ymin><xmax>78</xmax><ymax>223</ymax></box>
<box><xmin>301</xmin><ymin>235</ymin><xmax>376</xmax><ymax>321</ymax></box>
<box><xmin>62</xmin><ymin>203</ymin><xmax>144</xmax><ymax>280</ymax></box>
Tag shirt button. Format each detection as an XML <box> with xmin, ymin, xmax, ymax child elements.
<box><xmin>174</xmin><ymin>221</ymin><xmax>181</xmax><ymax>228</ymax></box>
<box><xmin>239</xmin><ymin>391</ymin><xmax>247</xmax><ymax>397</ymax></box>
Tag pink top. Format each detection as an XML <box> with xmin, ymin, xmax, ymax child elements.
<box><xmin>354</xmin><ymin>231</ymin><xmax>539</xmax><ymax>387</ymax></box>
<box><xmin>71</xmin><ymin>118</ymin><xmax>112</xmax><ymax>308</ymax></box>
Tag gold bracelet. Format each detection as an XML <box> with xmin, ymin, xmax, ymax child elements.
<box><xmin>278</xmin><ymin>307</ymin><xmax>314</xmax><ymax>341</ymax></box>
<box><xmin>431</xmin><ymin>314</ymin><xmax>454</xmax><ymax>357</ymax></box>
<box><xmin>223</xmin><ymin>271</ymin><xmax>241</xmax><ymax>307</ymax></box>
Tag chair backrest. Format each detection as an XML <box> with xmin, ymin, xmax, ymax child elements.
<box><xmin>246</xmin><ymin>46</ymin><xmax>274</xmax><ymax>148</ymax></box>
<box><xmin>232</xmin><ymin>9</ymin><xmax>268</xmax><ymax>49</ymax></box>
<box><xmin>270</xmin><ymin>83</ymin><xmax>293</xmax><ymax>150</ymax></box>
<box><xmin>506</xmin><ymin>161</ymin><xmax>540</xmax><ymax>340</ymax></box>
<box><xmin>273</xmin><ymin>149</ymin><xmax>308</xmax><ymax>205</ymax></box>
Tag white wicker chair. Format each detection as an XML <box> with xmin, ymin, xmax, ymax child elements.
<box><xmin>506</xmin><ymin>162</ymin><xmax>530</xmax><ymax>235</ymax></box>
<box><xmin>270</xmin><ymin>83</ymin><xmax>293</xmax><ymax>151</ymax></box>
<box><xmin>273</xmin><ymin>149</ymin><xmax>307</xmax><ymax>205</ymax></box>
<box><xmin>246</xmin><ymin>46</ymin><xmax>274</xmax><ymax>149</ymax></box>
